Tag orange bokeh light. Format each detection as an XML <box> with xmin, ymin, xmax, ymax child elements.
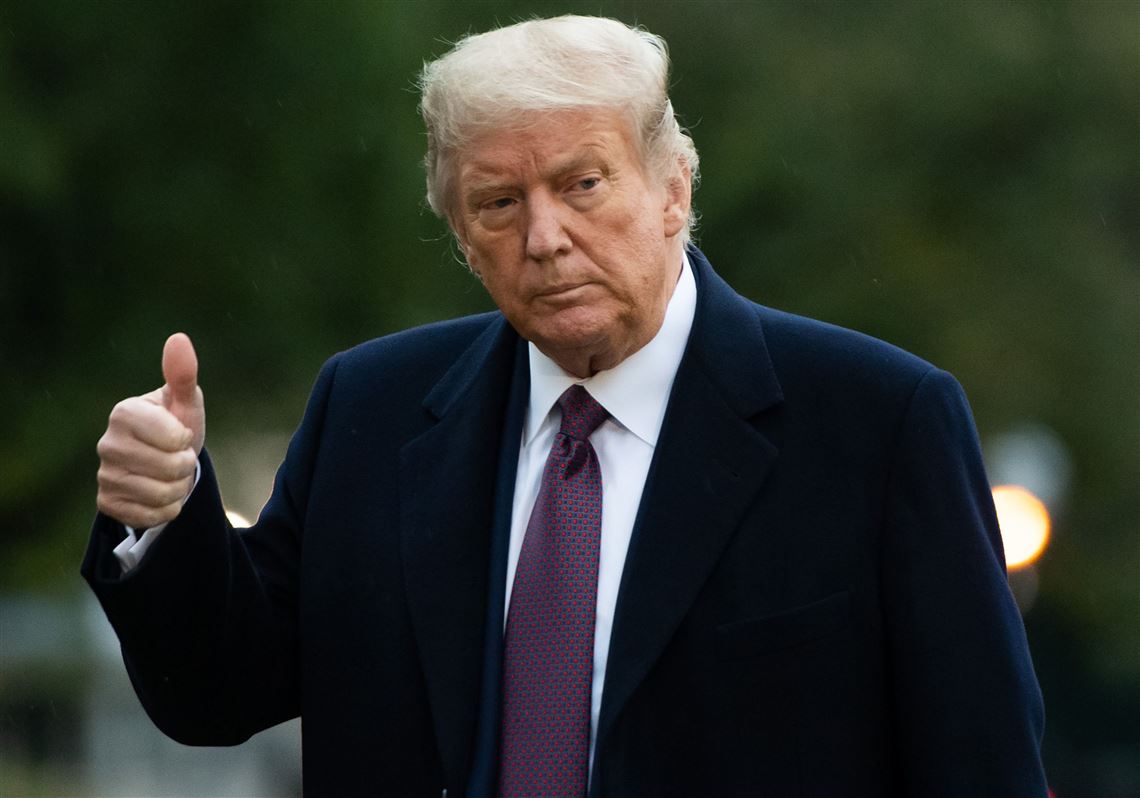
<box><xmin>991</xmin><ymin>485</ymin><xmax>1051</xmax><ymax>569</ymax></box>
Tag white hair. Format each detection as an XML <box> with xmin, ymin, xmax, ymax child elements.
<box><xmin>418</xmin><ymin>15</ymin><xmax>700</xmax><ymax>241</ymax></box>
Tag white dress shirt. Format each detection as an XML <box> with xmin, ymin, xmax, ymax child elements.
<box><xmin>506</xmin><ymin>254</ymin><xmax>696</xmax><ymax>765</ymax></box>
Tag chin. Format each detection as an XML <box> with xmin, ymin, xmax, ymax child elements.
<box><xmin>529</xmin><ymin>308</ymin><xmax>617</xmax><ymax>351</ymax></box>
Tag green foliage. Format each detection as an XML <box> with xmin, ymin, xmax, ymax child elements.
<box><xmin>2</xmin><ymin>1</ymin><xmax>1136</xmax><ymax>791</ymax></box>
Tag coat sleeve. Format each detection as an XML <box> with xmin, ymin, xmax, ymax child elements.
<box><xmin>880</xmin><ymin>367</ymin><xmax>1047</xmax><ymax>795</ymax></box>
<box><xmin>81</xmin><ymin>353</ymin><xmax>342</xmax><ymax>745</ymax></box>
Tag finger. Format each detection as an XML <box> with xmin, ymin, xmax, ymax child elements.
<box><xmin>162</xmin><ymin>332</ymin><xmax>199</xmax><ymax>409</ymax></box>
<box><xmin>108</xmin><ymin>398</ymin><xmax>193</xmax><ymax>452</ymax></box>
<box><xmin>97</xmin><ymin>465</ymin><xmax>195</xmax><ymax>509</ymax></box>
<box><xmin>96</xmin><ymin>494</ymin><xmax>186</xmax><ymax>530</ymax></box>
<box><xmin>97</xmin><ymin>433</ymin><xmax>198</xmax><ymax>481</ymax></box>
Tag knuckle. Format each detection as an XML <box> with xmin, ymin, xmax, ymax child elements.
<box><xmin>108</xmin><ymin>399</ymin><xmax>133</xmax><ymax>423</ymax></box>
<box><xmin>96</xmin><ymin>432</ymin><xmax>116</xmax><ymax>459</ymax></box>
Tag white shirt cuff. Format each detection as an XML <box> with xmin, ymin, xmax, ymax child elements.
<box><xmin>113</xmin><ymin>524</ymin><xmax>166</xmax><ymax>572</ymax></box>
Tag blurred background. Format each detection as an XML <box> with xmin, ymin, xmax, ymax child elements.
<box><xmin>1</xmin><ymin>0</ymin><xmax>1136</xmax><ymax>795</ymax></box>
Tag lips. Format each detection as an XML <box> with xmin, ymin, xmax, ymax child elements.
<box><xmin>539</xmin><ymin>283</ymin><xmax>584</xmax><ymax>295</ymax></box>
<box><xmin>537</xmin><ymin>282</ymin><xmax>590</xmax><ymax>298</ymax></box>
<box><xmin>538</xmin><ymin>279</ymin><xmax>597</xmax><ymax>294</ymax></box>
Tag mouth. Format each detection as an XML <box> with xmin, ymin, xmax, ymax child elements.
<box><xmin>536</xmin><ymin>282</ymin><xmax>591</xmax><ymax>300</ymax></box>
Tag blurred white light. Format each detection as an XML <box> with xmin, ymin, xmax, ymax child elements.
<box><xmin>986</xmin><ymin>423</ymin><xmax>1072</xmax><ymax>510</ymax></box>
<box><xmin>226</xmin><ymin>509</ymin><xmax>253</xmax><ymax>528</ymax></box>
<box><xmin>992</xmin><ymin>485</ymin><xmax>1051</xmax><ymax>569</ymax></box>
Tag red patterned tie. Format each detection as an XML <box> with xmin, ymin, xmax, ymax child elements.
<box><xmin>500</xmin><ymin>385</ymin><xmax>608</xmax><ymax>798</ymax></box>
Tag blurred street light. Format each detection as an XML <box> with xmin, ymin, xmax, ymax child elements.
<box><xmin>992</xmin><ymin>485</ymin><xmax>1051</xmax><ymax>570</ymax></box>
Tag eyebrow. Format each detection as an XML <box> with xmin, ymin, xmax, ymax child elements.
<box><xmin>461</xmin><ymin>144</ymin><xmax>612</xmax><ymax>198</ymax></box>
<box><xmin>462</xmin><ymin>179</ymin><xmax>516</xmax><ymax>198</ymax></box>
<box><xmin>550</xmin><ymin>144</ymin><xmax>619</xmax><ymax>187</ymax></box>
<box><xmin>544</xmin><ymin>149</ymin><xmax>610</xmax><ymax>181</ymax></box>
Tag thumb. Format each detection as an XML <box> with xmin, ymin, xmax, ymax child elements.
<box><xmin>162</xmin><ymin>332</ymin><xmax>200</xmax><ymax>416</ymax></box>
<box><xmin>162</xmin><ymin>333</ymin><xmax>198</xmax><ymax>401</ymax></box>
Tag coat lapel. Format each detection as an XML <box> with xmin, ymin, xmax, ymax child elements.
<box><xmin>595</xmin><ymin>248</ymin><xmax>784</xmax><ymax>756</ymax></box>
<box><xmin>399</xmin><ymin>315</ymin><xmax>521</xmax><ymax>789</ymax></box>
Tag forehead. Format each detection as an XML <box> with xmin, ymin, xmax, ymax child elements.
<box><xmin>456</xmin><ymin>109</ymin><xmax>642</xmax><ymax>186</ymax></box>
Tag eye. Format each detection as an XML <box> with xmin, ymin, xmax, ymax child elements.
<box><xmin>474</xmin><ymin>194</ymin><xmax>518</xmax><ymax>230</ymax></box>
<box><xmin>575</xmin><ymin>177</ymin><xmax>601</xmax><ymax>191</ymax></box>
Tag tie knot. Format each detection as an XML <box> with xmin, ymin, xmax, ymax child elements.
<box><xmin>557</xmin><ymin>385</ymin><xmax>608</xmax><ymax>441</ymax></box>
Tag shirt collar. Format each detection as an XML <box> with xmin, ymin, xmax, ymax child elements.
<box><xmin>524</xmin><ymin>251</ymin><xmax>697</xmax><ymax>447</ymax></box>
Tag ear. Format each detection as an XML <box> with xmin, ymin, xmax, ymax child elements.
<box><xmin>662</xmin><ymin>159</ymin><xmax>692</xmax><ymax>238</ymax></box>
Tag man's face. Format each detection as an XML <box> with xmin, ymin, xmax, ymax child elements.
<box><xmin>452</xmin><ymin>109</ymin><xmax>690</xmax><ymax>377</ymax></box>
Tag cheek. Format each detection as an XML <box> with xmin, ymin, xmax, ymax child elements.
<box><xmin>464</xmin><ymin>238</ymin><xmax>499</xmax><ymax>282</ymax></box>
<box><xmin>468</xmin><ymin>223</ymin><xmax>523</xmax><ymax>266</ymax></box>
<box><xmin>479</xmin><ymin>266</ymin><xmax>528</xmax><ymax>318</ymax></box>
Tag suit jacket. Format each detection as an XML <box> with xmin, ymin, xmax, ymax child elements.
<box><xmin>83</xmin><ymin>247</ymin><xmax>1046</xmax><ymax>797</ymax></box>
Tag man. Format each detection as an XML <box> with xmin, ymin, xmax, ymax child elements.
<box><xmin>84</xmin><ymin>15</ymin><xmax>1046</xmax><ymax>797</ymax></box>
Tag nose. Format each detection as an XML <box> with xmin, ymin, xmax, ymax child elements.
<box><xmin>525</xmin><ymin>191</ymin><xmax>572</xmax><ymax>262</ymax></box>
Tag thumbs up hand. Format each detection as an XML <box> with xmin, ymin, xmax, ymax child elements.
<box><xmin>96</xmin><ymin>333</ymin><xmax>206</xmax><ymax>529</ymax></box>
